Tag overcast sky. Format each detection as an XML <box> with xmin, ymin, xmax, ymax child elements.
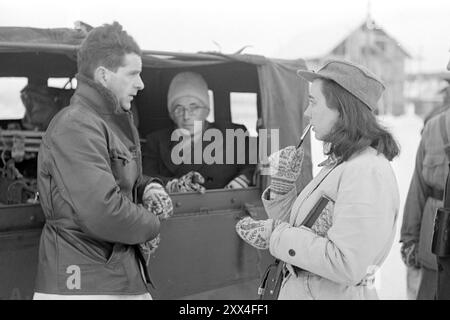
<box><xmin>1</xmin><ymin>0</ymin><xmax>449</xmax><ymax>72</ymax></box>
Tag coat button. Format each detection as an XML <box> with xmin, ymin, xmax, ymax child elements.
<box><xmin>288</xmin><ymin>249</ymin><xmax>296</xmax><ymax>256</ymax></box>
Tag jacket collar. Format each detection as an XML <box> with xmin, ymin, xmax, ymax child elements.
<box><xmin>74</xmin><ymin>73</ymin><xmax>126</xmax><ymax>115</ymax></box>
<box><xmin>318</xmin><ymin>146</ymin><xmax>377</xmax><ymax>167</ymax></box>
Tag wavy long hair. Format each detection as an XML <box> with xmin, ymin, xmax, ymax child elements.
<box><xmin>320</xmin><ymin>79</ymin><xmax>400</xmax><ymax>162</ymax></box>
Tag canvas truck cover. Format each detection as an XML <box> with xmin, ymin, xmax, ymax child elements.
<box><xmin>0</xmin><ymin>26</ymin><xmax>86</xmax><ymax>46</ymax></box>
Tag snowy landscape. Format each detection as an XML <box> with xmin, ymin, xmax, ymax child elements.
<box><xmin>377</xmin><ymin>109</ymin><xmax>423</xmax><ymax>300</ymax></box>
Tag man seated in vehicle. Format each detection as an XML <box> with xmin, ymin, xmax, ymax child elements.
<box><xmin>143</xmin><ymin>71</ymin><xmax>255</xmax><ymax>193</ymax></box>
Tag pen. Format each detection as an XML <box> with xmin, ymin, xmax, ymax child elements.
<box><xmin>297</xmin><ymin>124</ymin><xmax>312</xmax><ymax>148</ymax></box>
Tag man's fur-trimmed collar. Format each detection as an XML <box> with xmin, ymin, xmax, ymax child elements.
<box><xmin>74</xmin><ymin>73</ymin><xmax>127</xmax><ymax>115</ymax></box>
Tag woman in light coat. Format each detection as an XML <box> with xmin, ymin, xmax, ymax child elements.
<box><xmin>236</xmin><ymin>59</ymin><xmax>400</xmax><ymax>299</ymax></box>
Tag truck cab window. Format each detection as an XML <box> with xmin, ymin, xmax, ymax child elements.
<box><xmin>206</xmin><ymin>90</ymin><xmax>214</xmax><ymax>123</ymax></box>
<box><xmin>0</xmin><ymin>78</ymin><xmax>28</xmax><ymax>119</ymax></box>
<box><xmin>47</xmin><ymin>77</ymin><xmax>77</xmax><ymax>89</ymax></box>
<box><xmin>230</xmin><ymin>92</ymin><xmax>258</xmax><ymax>137</ymax></box>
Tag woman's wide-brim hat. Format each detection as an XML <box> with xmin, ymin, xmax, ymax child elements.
<box><xmin>297</xmin><ymin>59</ymin><xmax>385</xmax><ymax>111</ymax></box>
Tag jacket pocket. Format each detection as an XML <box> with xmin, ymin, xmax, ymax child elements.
<box><xmin>109</xmin><ymin>148</ymin><xmax>138</xmax><ymax>195</ymax></box>
<box><xmin>56</xmin><ymin>229</ymin><xmax>109</xmax><ymax>264</ymax></box>
<box><xmin>57</xmin><ymin>263</ymin><xmax>128</xmax><ymax>293</ymax></box>
<box><xmin>105</xmin><ymin>243</ymin><xmax>128</xmax><ymax>265</ymax></box>
<box><xmin>55</xmin><ymin>232</ymin><xmax>131</xmax><ymax>293</ymax></box>
<box><xmin>422</xmin><ymin>154</ymin><xmax>448</xmax><ymax>189</ymax></box>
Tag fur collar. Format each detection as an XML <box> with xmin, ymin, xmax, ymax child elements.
<box><xmin>74</xmin><ymin>73</ymin><xmax>126</xmax><ymax>115</ymax></box>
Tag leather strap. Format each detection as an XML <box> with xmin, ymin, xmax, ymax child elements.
<box><xmin>303</xmin><ymin>195</ymin><xmax>332</xmax><ymax>228</ymax></box>
<box><xmin>430</xmin><ymin>186</ymin><xmax>444</xmax><ymax>201</ymax></box>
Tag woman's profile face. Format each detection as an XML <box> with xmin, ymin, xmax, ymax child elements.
<box><xmin>304</xmin><ymin>79</ymin><xmax>340</xmax><ymax>141</ymax></box>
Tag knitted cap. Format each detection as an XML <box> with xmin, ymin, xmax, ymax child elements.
<box><xmin>167</xmin><ymin>72</ymin><xmax>210</xmax><ymax>114</ymax></box>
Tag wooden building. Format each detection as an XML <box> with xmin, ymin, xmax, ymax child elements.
<box><xmin>307</xmin><ymin>17</ymin><xmax>410</xmax><ymax>115</ymax></box>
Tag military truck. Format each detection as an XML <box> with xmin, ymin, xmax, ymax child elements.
<box><xmin>0</xmin><ymin>25</ymin><xmax>312</xmax><ymax>299</ymax></box>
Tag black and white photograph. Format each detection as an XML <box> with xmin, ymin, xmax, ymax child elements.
<box><xmin>0</xmin><ymin>0</ymin><xmax>450</xmax><ymax>306</ymax></box>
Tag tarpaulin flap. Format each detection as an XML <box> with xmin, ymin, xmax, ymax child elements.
<box><xmin>141</xmin><ymin>52</ymin><xmax>266</xmax><ymax>69</ymax></box>
<box><xmin>256</xmin><ymin>58</ymin><xmax>313</xmax><ymax>189</ymax></box>
<box><xmin>256</xmin><ymin>58</ymin><xmax>309</xmax><ymax>147</ymax></box>
<box><xmin>141</xmin><ymin>54</ymin><xmax>225</xmax><ymax>68</ymax></box>
<box><xmin>0</xmin><ymin>27</ymin><xmax>86</xmax><ymax>45</ymax></box>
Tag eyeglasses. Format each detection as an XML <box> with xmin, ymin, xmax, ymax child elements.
<box><xmin>172</xmin><ymin>105</ymin><xmax>208</xmax><ymax>117</ymax></box>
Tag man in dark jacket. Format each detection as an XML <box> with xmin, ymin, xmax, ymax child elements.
<box><xmin>34</xmin><ymin>22</ymin><xmax>170</xmax><ymax>299</ymax></box>
<box><xmin>143</xmin><ymin>72</ymin><xmax>255</xmax><ymax>192</ymax></box>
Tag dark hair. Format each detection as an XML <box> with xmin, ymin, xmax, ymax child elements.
<box><xmin>77</xmin><ymin>21</ymin><xmax>141</xmax><ymax>79</ymax></box>
<box><xmin>320</xmin><ymin>79</ymin><xmax>400</xmax><ymax>162</ymax></box>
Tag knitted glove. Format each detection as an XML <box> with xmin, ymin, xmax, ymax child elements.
<box><xmin>139</xmin><ymin>235</ymin><xmax>161</xmax><ymax>265</ymax></box>
<box><xmin>140</xmin><ymin>182</ymin><xmax>173</xmax><ymax>264</ymax></box>
<box><xmin>166</xmin><ymin>171</ymin><xmax>205</xmax><ymax>193</ymax></box>
<box><xmin>235</xmin><ymin>217</ymin><xmax>283</xmax><ymax>250</ymax></box>
<box><xmin>268</xmin><ymin>146</ymin><xmax>304</xmax><ymax>199</ymax></box>
<box><xmin>225</xmin><ymin>174</ymin><xmax>250</xmax><ymax>189</ymax></box>
<box><xmin>142</xmin><ymin>182</ymin><xmax>173</xmax><ymax>220</ymax></box>
<box><xmin>401</xmin><ymin>241</ymin><xmax>421</xmax><ymax>268</ymax></box>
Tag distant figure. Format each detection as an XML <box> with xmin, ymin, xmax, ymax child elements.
<box><xmin>401</xmin><ymin>78</ymin><xmax>450</xmax><ymax>301</ymax></box>
<box><xmin>432</xmin><ymin>56</ymin><xmax>450</xmax><ymax>300</ymax></box>
<box><xmin>143</xmin><ymin>71</ymin><xmax>255</xmax><ymax>192</ymax></box>
<box><xmin>421</xmin><ymin>82</ymin><xmax>450</xmax><ymax>131</ymax></box>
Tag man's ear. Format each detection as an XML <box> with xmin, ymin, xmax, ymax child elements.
<box><xmin>93</xmin><ymin>66</ymin><xmax>108</xmax><ymax>87</ymax></box>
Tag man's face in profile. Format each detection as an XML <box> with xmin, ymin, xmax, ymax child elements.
<box><xmin>105</xmin><ymin>53</ymin><xmax>144</xmax><ymax>111</ymax></box>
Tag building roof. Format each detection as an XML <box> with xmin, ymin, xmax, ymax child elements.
<box><xmin>0</xmin><ymin>26</ymin><xmax>87</xmax><ymax>46</ymax></box>
<box><xmin>279</xmin><ymin>17</ymin><xmax>411</xmax><ymax>63</ymax></box>
<box><xmin>331</xmin><ymin>19</ymin><xmax>411</xmax><ymax>58</ymax></box>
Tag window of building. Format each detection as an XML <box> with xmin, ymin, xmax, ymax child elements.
<box><xmin>361</xmin><ymin>46</ymin><xmax>377</xmax><ymax>56</ymax></box>
<box><xmin>375</xmin><ymin>40</ymin><xmax>386</xmax><ymax>53</ymax></box>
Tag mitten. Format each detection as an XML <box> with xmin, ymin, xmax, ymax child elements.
<box><xmin>143</xmin><ymin>182</ymin><xmax>173</xmax><ymax>220</ymax></box>
<box><xmin>139</xmin><ymin>235</ymin><xmax>161</xmax><ymax>265</ymax></box>
<box><xmin>401</xmin><ymin>241</ymin><xmax>420</xmax><ymax>268</ymax></box>
<box><xmin>268</xmin><ymin>146</ymin><xmax>304</xmax><ymax>199</ymax></box>
<box><xmin>166</xmin><ymin>171</ymin><xmax>205</xmax><ymax>193</ymax></box>
<box><xmin>140</xmin><ymin>182</ymin><xmax>173</xmax><ymax>263</ymax></box>
<box><xmin>225</xmin><ymin>174</ymin><xmax>250</xmax><ymax>189</ymax></box>
<box><xmin>235</xmin><ymin>217</ymin><xmax>282</xmax><ymax>250</ymax></box>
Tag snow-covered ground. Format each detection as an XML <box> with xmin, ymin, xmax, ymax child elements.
<box><xmin>310</xmin><ymin>105</ymin><xmax>424</xmax><ymax>300</ymax></box>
